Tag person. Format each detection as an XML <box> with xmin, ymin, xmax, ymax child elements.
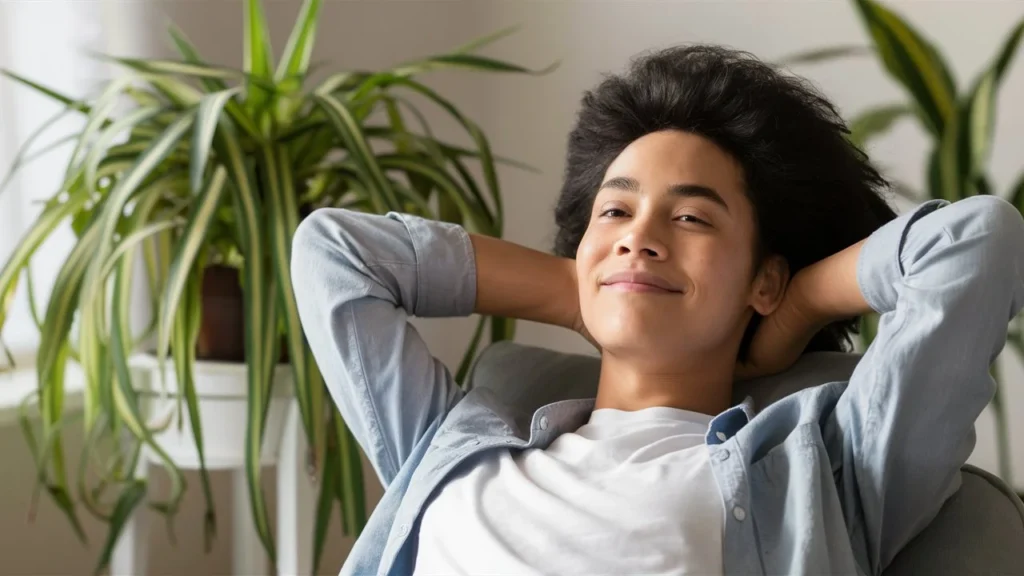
<box><xmin>292</xmin><ymin>44</ymin><xmax>1024</xmax><ymax>576</ymax></box>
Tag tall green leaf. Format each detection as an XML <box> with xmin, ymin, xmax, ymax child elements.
<box><xmin>312</xmin><ymin>419</ymin><xmax>338</xmax><ymax>575</ymax></box>
<box><xmin>93</xmin><ymin>481</ymin><xmax>147</xmax><ymax>576</ymax></box>
<box><xmin>452</xmin><ymin>25</ymin><xmax>521</xmax><ymax>55</ymax></box>
<box><xmin>173</xmin><ymin>263</ymin><xmax>217</xmax><ymax>552</ymax></box>
<box><xmin>776</xmin><ymin>45</ymin><xmax>874</xmax><ymax>67</ymax></box>
<box><xmin>276</xmin><ymin>0</ymin><xmax>323</xmax><ymax>85</ymax></box>
<box><xmin>335</xmin><ymin>413</ymin><xmax>365</xmax><ymax>537</ymax></box>
<box><xmin>848</xmin><ymin>103</ymin><xmax>912</xmax><ymax>149</ymax></box>
<box><xmin>214</xmin><ymin>122</ymin><xmax>276</xmax><ymax>561</ymax></box>
<box><xmin>314</xmin><ymin>94</ymin><xmax>401</xmax><ymax>212</ymax></box>
<box><xmin>851</xmin><ymin>0</ymin><xmax>957</xmax><ymax>136</ymax></box>
<box><xmin>263</xmin><ymin>145</ymin><xmax>319</xmax><ymax>466</ymax></box>
<box><xmin>392</xmin><ymin>54</ymin><xmax>557</xmax><ymax>78</ymax></box>
<box><xmin>0</xmin><ymin>193</ymin><xmax>89</xmax><ymax>333</ymax></box>
<box><xmin>0</xmin><ymin>106</ymin><xmax>79</xmax><ymax>196</ymax></box>
<box><xmin>389</xmin><ymin>78</ymin><xmax>504</xmax><ymax>233</ymax></box>
<box><xmin>192</xmin><ymin>89</ymin><xmax>242</xmax><ymax>195</ymax></box>
<box><xmin>243</xmin><ymin>0</ymin><xmax>274</xmax><ymax>114</ymax></box>
<box><xmin>157</xmin><ymin>166</ymin><xmax>228</xmax><ymax>369</ymax></box>
<box><xmin>1</xmin><ymin>70</ymin><xmax>92</xmax><ymax>115</ymax></box>
<box><xmin>167</xmin><ymin>25</ymin><xmax>262</xmax><ymax>141</ymax></box>
<box><xmin>962</xmin><ymin>18</ymin><xmax>1024</xmax><ymax>180</ymax></box>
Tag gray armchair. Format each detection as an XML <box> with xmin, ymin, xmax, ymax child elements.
<box><xmin>466</xmin><ymin>341</ymin><xmax>1024</xmax><ymax>575</ymax></box>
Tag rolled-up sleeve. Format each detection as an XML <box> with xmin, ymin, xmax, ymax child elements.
<box><xmin>827</xmin><ymin>196</ymin><xmax>1024</xmax><ymax>574</ymax></box>
<box><xmin>291</xmin><ymin>208</ymin><xmax>476</xmax><ymax>487</ymax></box>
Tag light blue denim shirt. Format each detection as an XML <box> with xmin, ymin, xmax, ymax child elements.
<box><xmin>292</xmin><ymin>195</ymin><xmax>1024</xmax><ymax>576</ymax></box>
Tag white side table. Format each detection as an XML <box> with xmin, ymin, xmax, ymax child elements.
<box><xmin>110</xmin><ymin>400</ymin><xmax>317</xmax><ymax>576</ymax></box>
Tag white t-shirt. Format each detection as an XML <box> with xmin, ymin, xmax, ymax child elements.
<box><xmin>412</xmin><ymin>405</ymin><xmax>725</xmax><ymax>576</ymax></box>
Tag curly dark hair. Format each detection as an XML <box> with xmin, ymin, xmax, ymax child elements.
<box><xmin>553</xmin><ymin>44</ymin><xmax>897</xmax><ymax>358</ymax></box>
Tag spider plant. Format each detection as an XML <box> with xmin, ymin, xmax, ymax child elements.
<box><xmin>0</xmin><ymin>0</ymin><xmax>549</xmax><ymax>572</ymax></box>
<box><xmin>781</xmin><ymin>0</ymin><xmax>1024</xmax><ymax>486</ymax></box>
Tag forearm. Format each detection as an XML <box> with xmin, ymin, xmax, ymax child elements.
<box><xmin>469</xmin><ymin>233</ymin><xmax>578</xmax><ymax>330</ymax></box>
<box><xmin>790</xmin><ymin>238</ymin><xmax>874</xmax><ymax>326</ymax></box>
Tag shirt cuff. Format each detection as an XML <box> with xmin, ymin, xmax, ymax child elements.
<box><xmin>857</xmin><ymin>199</ymin><xmax>948</xmax><ymax>314</ymax></box>
<box><xmin>390</xmin><ymin>211</ymin><xmax>478</xmax><ymax>318</ymax></box>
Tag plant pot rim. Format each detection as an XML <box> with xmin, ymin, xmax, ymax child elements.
<box><xmin>129</xmin><ymin>352</ymin><xmax>292</xmax><ymax>374</ymax></box>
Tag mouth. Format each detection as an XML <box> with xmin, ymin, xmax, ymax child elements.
<box><xmin>600</xmin><ymin>270</ymin><xmax>683</xmax><ymax>294</ymax></box>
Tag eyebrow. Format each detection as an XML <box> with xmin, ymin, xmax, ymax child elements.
<box><xmin>599</xmin><ymin>175</ymin><xmax>731</xmax><ymax>214</ymax></box>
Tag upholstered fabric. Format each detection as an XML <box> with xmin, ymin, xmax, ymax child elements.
<box><xmin>467</xmin><ymin>341</ymin><xmax>1024</xmax><ymax>575</ymax></box>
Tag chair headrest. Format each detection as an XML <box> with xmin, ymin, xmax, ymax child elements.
<box><xmin>467</xmin><ymin>341</ymin><xmax>862</xmax><ymax>412</ymax></box>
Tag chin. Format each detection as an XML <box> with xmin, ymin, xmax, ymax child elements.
<box><xmin>592</xmin><ymin>320</ymin><xmax>667</xmax><ymax>353</ymax></box>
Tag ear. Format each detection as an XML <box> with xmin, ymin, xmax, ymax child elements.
<box><xmin>750</xmin><ymin>255</ymin><xmax>789</xmax><ymax>316</ymax></box>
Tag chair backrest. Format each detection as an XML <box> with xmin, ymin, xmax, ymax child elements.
<box><xmin>467</xmin><ymin>341</ymin><xmax>1024</xmax><ymax>575</ymax></box>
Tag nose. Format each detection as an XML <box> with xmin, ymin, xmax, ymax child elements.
<box><xmin>613</xmin><ymin>216</ymin><xmax>668</xmax><ymax>260</ymax></box>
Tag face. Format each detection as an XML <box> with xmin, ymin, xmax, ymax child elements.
<box><xmin>576</xmin><ymin>130</ymin><xmax>783</xmax><ymax>363</ymax></box>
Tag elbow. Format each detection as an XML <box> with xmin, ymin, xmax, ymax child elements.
<box><xmin>940</xmin><ymin>196</ymin><xmax>1024</xmax><ymax>312</ymax></box>
<box><xmin>954</xmin><ymin>196</ymin><xmax>1024</xmax><ymax>277</ymax></box>
<box><xmin>291</xmin><ymin>208</ymin><xmax>340</xmax><ymax>288</ymax></box>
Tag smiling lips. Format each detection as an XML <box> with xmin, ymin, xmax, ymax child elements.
<box><xmin>600</xmin><ymin>270</ymin><xmax>683</xmax><ymax>294</ymax></box>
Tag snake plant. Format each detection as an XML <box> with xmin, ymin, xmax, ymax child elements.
<box><xmin>781</xmin><ymin>0</ymin><xmax>1024</xmax><ymax>486</ymax></box>
<box><xmin>0</xmin><ymin>0</ymin><xmax>547</xmax><ymax>572</ymax></box>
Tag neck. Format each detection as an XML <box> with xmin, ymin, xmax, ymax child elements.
<box><xmin>593</xmin><ymin>348</ymin><xmax>735</xmax><ymax>416</ymax></box>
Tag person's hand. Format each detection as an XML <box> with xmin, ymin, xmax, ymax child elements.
<box><xmin>734</xmin><ymin>272</ymin><xmax>823</xmax><ymax>382</ymax></box>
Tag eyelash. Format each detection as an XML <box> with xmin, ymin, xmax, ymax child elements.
<box><xmin>599</xmin><ymin>208</ymin><xmax>709</xmax><ymax>226</ymax></box>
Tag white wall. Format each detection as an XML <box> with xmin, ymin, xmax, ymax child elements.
<box><xmin>2</xmin><ymin>1</ymin><xmax>1023</xmax><ymax>574</ymax></box>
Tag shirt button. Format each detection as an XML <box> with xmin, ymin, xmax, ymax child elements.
<box><xmin>472</xmin><ymin>439</ymin><xmax>481</xmax><ymax>445</ymax></box>
<box><xmin>733</xmin><ymin>506</ymin><xmax>747</xmax><ymax>521</ymax></box>
<box><xmin>716</xmin><ymin>450</ymin><xmax>731</xmax><ymax>462</ymax></box>
<box><xmin>504</xmin><ymin>438</ymin><xmax>513</xmax><ymax>444</ymax></box>
<box><xmin>399</xmin><ymin>523</ymin><xmax>410</xmax><ymax>534</ymax></box>
<box><xmin>539</xmin><ymin>416</ymin><xmax>549</xmax><ymax>431</ymax></box>
<box><xmin>715</xmin><ymin>431</ymin><xmax>727</xmax><ymax>442</ymax></box>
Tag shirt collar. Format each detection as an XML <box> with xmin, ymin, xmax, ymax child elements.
<box><xmin>705</xmin><ymin>395</ymin><xmax>756</xmax><ymax>445</ymax></box>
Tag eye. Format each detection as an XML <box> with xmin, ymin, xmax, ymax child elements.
<box><xmin>599</xmin><ymin>208</ymin><xmax>628</xmax><ymax>218</ymax></box>
<box><xmin>676</xmin><ymin>214</ymin><xmax>710</xmax><ymax>226</ymax></box>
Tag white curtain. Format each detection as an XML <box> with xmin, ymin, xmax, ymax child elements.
<box><xmin>0</xmin><ymin>2</ymin><xmax>109</xmax><ymax>361</ymax></box>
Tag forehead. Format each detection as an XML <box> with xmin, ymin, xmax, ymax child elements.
<box><xmin>601</xmin><ymin>130</ymin><xmax>746</xmax><ymax>199</ymax></box>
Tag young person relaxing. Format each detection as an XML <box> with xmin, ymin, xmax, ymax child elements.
<box><xmin>292</xmin><ymin>44</ymin><xmax>1024</xmax><ymax>576</ymax></box>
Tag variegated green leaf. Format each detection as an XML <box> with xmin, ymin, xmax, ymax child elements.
<box><xmin>848</xmin><ymin>103</ymin><xmax>912</xmax><ymax>150</ymax></box>
<box><xmin>167</xmin><ymin>25</ymin><xmax>262</xmax><ymax>141</ymax></box>
<box><xmin>452</xmin><ymin>25</ymin><xmax>522</xmax><ymax>55</ymax></box>
<box><xmin>852</xmin><ymin>0</ymin><xmax>957</xmax><ymax>136</ymax></box>
<box><xmin>244</xmin><ymin>0</ymin><xmax>274</xmax><ymax>114</ymax></box>
<box><xmin>213</xmin><ymin>121</ymin><xmax>276</xmax><ymax>561</ymax></box>
<box><xmin>0</xmin><ymin>106</ymin><xmax>79</xmax><ymax>196</ymax></box>
<box><xmin>93</xmin><ymin>480</ymin><xmax>146</xmax><ymax>576</ymax></box>
<box><xmin>335</xmin><ymin>413</ymin><xmax>365</xmax><ymax>537</ymax></box>
<box><xmin>157</xmin><ymin>166</ymin><xmax>228</xmax><ymax>365</ymax></box>
<box><xmin>776</xmin><ymin>45</ymin><xmax>875</xmax><ymax>67</ymax></box>
<box><xmin>1</xmin><ymin>69</ymin><xmax>92</xmax><ymax>115</ymax></box>
<box><xmin>392</xmin><ymin>53</ymin><xmax>557</xmax><ymax>78</ymax></box>
<box><xmin>388</xmin><ymin>78</ymin><xmax>504</xmax><ymax>233</ymax></box>
<box><xmin>314</xmin><ymin>94</ymin><xmax>401</xmax><ymax>212</ymax></box>
<box><xmin>313</xmin><ymin>420</ymin><xmax>338</xmax><ymax>574</ymax></box>
<box><xmin>263</xmin><ymin>145</ymin><xmax>317</xmax><ymax>462</ymax></box>
<box><xmin>377</xmin><ymin>154</ymin><xmax>492</xmax><ymax>234</ymax></box>
<box><xmin>0</xmin><ymin>192</ymin><xmax>89</xmax><ymax>332</ymax></box>
<box><xmin>276</xmin><ymin>0</ymin><xmax>322</xmax><ymax>84</ymax></box>
<box><xmin>192</xmin><ymin>89</ymin><xmax>241</xmax><ymax>194</ymax></box>
<box><xmin>963</xmin><ymin>18</ymin><xmax>1024</xmax><ymax>180</ymax></box>
<box><xmin>173</xmin><ymin>261</ymin><xmax>217</xmax><ymax>552</ymax></box>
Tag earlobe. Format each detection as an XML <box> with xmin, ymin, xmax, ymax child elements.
<box><xmin>751</xmin><ymin>256</ymin><xmax>789</xmax><ymax>316</ymax></box>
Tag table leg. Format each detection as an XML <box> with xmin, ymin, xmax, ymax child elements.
<box><xmin>233</xmin><ymin>467</ymin><xmax>269</xmax><ymax>575</ymax></box>
<box><xmin>277</xmin><ymin>401</ymin><xmax>316</xmax><ymax>575</ymax></box>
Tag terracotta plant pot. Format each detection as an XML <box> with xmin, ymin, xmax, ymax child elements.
<box><xmin>196</xmin><ymin>264</ymin><xmax>288</xmax><ymax>363</ymax></box>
